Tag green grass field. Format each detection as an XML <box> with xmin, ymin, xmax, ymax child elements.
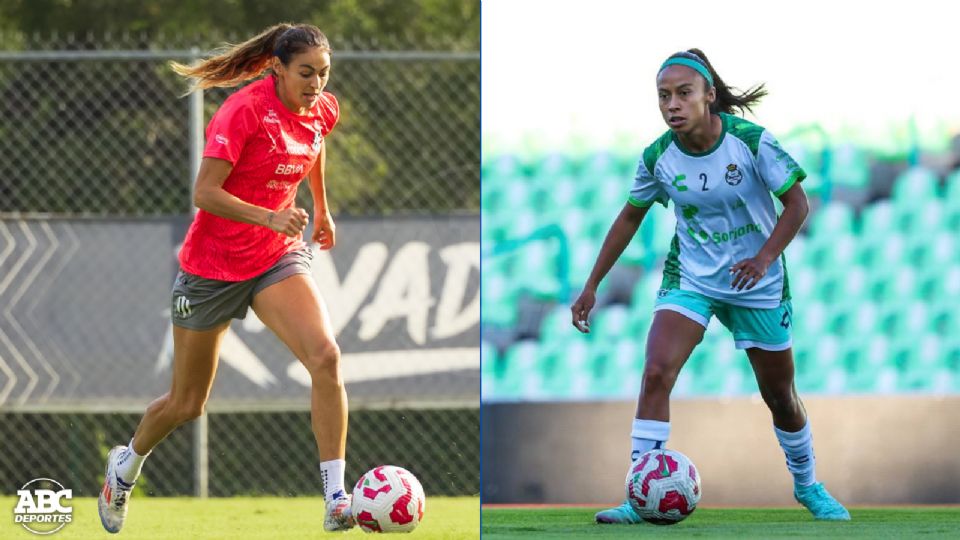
<box><xmin>482</xmin><ymin>506</ymin><xmax>960</xmax><ymax>539</ymax></box>
<box><xmin>1</xmin><ymin>496</ymin><xmax>479</xmax><ymax>539</ymax></box>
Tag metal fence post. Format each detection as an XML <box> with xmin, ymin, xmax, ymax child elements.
<box><xmin>187</xmin><ymin>47</ymin><xmax>209</xmax><ymax>499</ymax></box>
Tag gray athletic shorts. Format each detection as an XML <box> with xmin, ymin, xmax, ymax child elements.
<box><xmin>171</xmin><ymin>248</ymin><xmax>314</xmax><ymax>331</ymax></box>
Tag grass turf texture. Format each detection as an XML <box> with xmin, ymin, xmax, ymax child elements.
<box><xmin>1</xmin><ymin>496</ymin><xmax>479</xmax><ymax>539</ymax></box>
<box><xmin>482</xmin><ymin>506</ymin><xmax>960</xmax><ymax>539</ymax></box>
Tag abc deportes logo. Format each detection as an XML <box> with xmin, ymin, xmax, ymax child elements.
<box><xmin>13</xmin><ymin>478</ymin><xmax>73</xmax><ymax>535</ymax></box>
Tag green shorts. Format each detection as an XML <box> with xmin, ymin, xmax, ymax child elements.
<box><xmin>171</xmin><ymin>248</ymin><xmax>314</xmax><ymax>331</ymax></box>
<box><xmin>654</xmin><ymin>289</ymin><xmax>793</xmax><ymax>351</ymax></box>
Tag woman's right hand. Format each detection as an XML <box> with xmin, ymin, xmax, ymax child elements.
<box><xmin>570</xmin><ymin>288</ymin><xmax>597</xmax><ymax>333</ymax></box>
<box><xmin>266</xmin><ymin>207</ymin><xmax>310</xmax><ymax>237</ymax></box>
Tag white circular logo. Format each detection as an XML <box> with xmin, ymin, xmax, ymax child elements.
<box><xmin>13</xmin><ymin>478</ymin><xmax>73</xmax><ymax>535</ymax></box>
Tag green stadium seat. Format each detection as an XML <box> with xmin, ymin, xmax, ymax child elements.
<box><xmin>860</xmin><ymin>231</ymin><xmax>910</xmax><ymax>269</ymax></box>
<box><xmin>859</xmin><ymin>200</ymin><xmax>899</xmax><ymax>240</ymax></box>
<box><xmin>533</xmin><ymin>174</ymin><xmax>579</xmax><ymax>212</ymax></box>
<box><xmin>530</xmin><ymin>152</ymin><xmax>576</xmax><ymax>179</ymax></box>
<box><xmin>511</xmin><ymin>241</ymin><xmax>563</xmax><ymax>299</ymax></box>
<box><xmin>792</xmin><ymin>300</ymin><xmax>830</xmax><ymax>339</ymax></box>
<box><xmin>591</xmin><ymin>304</ymin><xmax>635</xmax><ymax>343</ymax></box>
<box><xmin>875</xmin><ymin>269</ymin><xmax>922</xmax><ymax>306</ymax></box>
<box><xmin>499</xmin><ymin>180</ymin><xmax>535</xmax><ymax>214</ymax></box>
<box><xmin>557</xmin><ymin>207</ymin><xmax>593</xmax><ymax>242</ymax></box>
<box><xmin>568</xmin><ymin>237</ymin><xmax>600</xmax><ymax>291</ymax></box>
<box><xmin>895</xmin><ymin>334</ymin><xmax>949</xmax><ymax>393</ymax></box>
<box><xmin>683</xmin><ymin>337</ymin><xmax>740</xmax><ymax>396</ymax></box>
<box><xmin>830</xmin><ymin>265</ymin><xmax>871</xmax><ymax>307</ymax></box>
<box><xmin>798</xmin><ymin>171</ymin><xmax>825</xmax><ymax>198</ymax></box>
<box><xmin>503</xmin><ymin>207</ymin><xmax>540</xmax><ymax>239</ymax></box>
<box><xmin>913</xmin><ymin>232</ymin><xmax>957</xmax><ymax>273</ymax></box>
<box><xmin>928</xmin><ymin>265</ymin><xmax>960</xmax><ymax>301</ymax></box>
<box><xmin>795</xmin><ymin>334</ymin><xmax>844</xmax><ymax>394</ymax></box>
<box><xmin>498</xmin><ymin>340</ymin><xmax>541</xmax><ymax>399</ymax></box>
<box><xmin>825</xmin><ymin>143</ymin><xmax>870</xmax><ymax>190</ymax></box>
<box><xmin>808</xmin><ymin>201</ymin><xmax>855</xmax><ymax>238</ymax></box>
<box><xmin>538</xmin><ymin>339</ymin><xmax>593</xmax><ymax>399</ymax></box>
<box><xmin>592</xmin><ymin>338</ymin><xmax>643</xmax><ymax>397</ymax></box>
<box><xmin>480</xmin><ymin>341</ymin><xmax>500</xmax><ymax>398</ymax></box>
<box><xmin>806</xmin><ymin>232</ymin><xmax>861</xmax><ymax>275</ymax></box>
<box><xmin>485</xmin><ymin>154</ymin><xmax>523</xmax><ymax>181</ymax></box>
<box><xmin>480</xmin><ymin>260</ymin><xmax>519</xmax><ymax>327</ymax></box>
<box><xmin>630</xmin><ymin>270</ymin><xmax>663</xmax><ymax>318</ymax></box>
<box><xmin>579</xmin><ymin>151</ymin><xmax>625</xmax><ymax>180</ymax></box>
<box><xmin>891</xmin><ymin>166</ymin><xmax>940</xmax><ymax>202</ymax></box>
<box><xmin>882</xmin><ymin>300</ymin><xmax>931</xmax><ymax>340</ymax></box>
<box><xmin>787</xmin><ymin>265</ymin><xmax>817</xmax><ymax>301</ymax></box>
<box><xmin>538</xmin><ymin>305</ymin><xmax>584</xmax><ymax>343</ymax></box>
<box><xmin>783</xmin><ymin>234</ymin><xmax>810</xmax><ymax>268</ymax></box>
<box><xmin>943</xmin><ymin>169</ymin><xmax>960</xmax><ymax>215</ymax></box>
<box><xmin>842</xmin><ymin>335</ymin><xmax>897</xmax><ymax>393</ymax></box>
<box><xmin>587</xmin><ymin>175</ymin><xmax>630</xmax><ymax>217</ymax></box>
<box><xmin>899</xmin><ymin>198</ymin><xmax>946</xmax><ymax>234</ymax></box>
<box><xmin>926</xmin><ymin>300</ymin><xmax>956</xmax><ymax>337</ymax></box>
<box><xmin>843</xmin><ymin>301</ymin><xmax>883</xmax><ymax>338</ymax></box>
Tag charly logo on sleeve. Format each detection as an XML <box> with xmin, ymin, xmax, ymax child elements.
<box><xmin>13</xmin><ymin>478</ymin><xmax>73</xmax><ymax>535</ymax></box>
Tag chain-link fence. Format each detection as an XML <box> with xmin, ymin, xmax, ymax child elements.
<box><xmin>0</xmin><ymin>33</ymin><xmax>479</xmax><ymax>216</ymax></box>
<box><xmin>0</xmin><ymin>34</ymin><xmax>479</xmax><ymax>499</ymax></box>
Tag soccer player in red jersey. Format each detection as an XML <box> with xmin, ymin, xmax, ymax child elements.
<box><xmin>98</xmin><ymin>23</ymin><xmax>355</xmax><ymax>533</ymax></box>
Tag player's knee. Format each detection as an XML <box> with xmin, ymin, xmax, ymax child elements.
<box><xmin>642</xmin><ymin>359</ymin><xmax>679</xmax><ymax>393</ymax></box>
<box><xmin>303</xmin><ymin>342</ymin><xmax>342</xmax><ymax>382</ymax></box>
<box><xmin>172</xmin><ymin>396</ymin><xmax>207</xmax><ymax>423</ymax></box>
<box><xmin>763</xmin><ymin>389</ymin><xmax>798</xmax><ymax>417</ymax></box>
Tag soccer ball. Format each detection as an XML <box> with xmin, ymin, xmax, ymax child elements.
<box><xmin>352</xmin><ymin>465</ymin><xmax>425</xmax><ymax>533</ymax></box>
<box><xmin>625</xmin><ymin>449</ymin><xmax>701</xmax><ymax>525</ymax></box>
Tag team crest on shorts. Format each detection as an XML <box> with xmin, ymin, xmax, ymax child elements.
<box><xmin>724</xmin><ymin>163</ymin><xmax>743</xmax><ymax>186</ymax></box>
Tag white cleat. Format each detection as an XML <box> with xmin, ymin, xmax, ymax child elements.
<box><xmin>323</xmin><ymin>491</ymin><xmax>356</xmax><ymax>532</ymax></box>
<box><xmin>98</xmin><ymin>446</ymin><xmax>134</xmax><ymax>534</ymax></box>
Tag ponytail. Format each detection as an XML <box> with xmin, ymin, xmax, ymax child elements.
<box><xmin>170</xmin><ymin>23</ymin><xmax>330</xmax><ymax>93</ymax></box>
<box><xmin>665</xmin><ymin>48</ymin><xmax>767</xmax><ymax>116</ymax></box>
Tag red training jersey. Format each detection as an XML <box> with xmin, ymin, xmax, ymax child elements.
<box><xmin>179</xmin><ymin>75</ymin><xmax>339</xmax><ymax>281</ymax></box>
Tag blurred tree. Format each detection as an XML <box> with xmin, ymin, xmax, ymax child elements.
<box><xmin>0</xmin><ymin>0</ymin><xmax>479</xmax><ymax>50</ymax></box>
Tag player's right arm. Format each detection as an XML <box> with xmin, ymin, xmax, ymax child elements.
<box><xmin>193</xmin><ymin>157</ymin><xmax>307</xmax><ymax>237</ymax></box>
<box><xmin>571</xmin><ymin>202</ymin><xmax>651</xmax><ymax>333</ymax></box>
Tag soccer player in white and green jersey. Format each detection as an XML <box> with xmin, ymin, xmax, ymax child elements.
<box><xmin>571</xmin><ymin>49</ymin><xmax>850</xmax><ymax>522</ymax></box>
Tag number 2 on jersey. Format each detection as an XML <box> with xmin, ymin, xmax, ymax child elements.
<box><xmin>700</xmin><ymin>173</ymin><xmax>708</xmax><ymax>191</ymax></box>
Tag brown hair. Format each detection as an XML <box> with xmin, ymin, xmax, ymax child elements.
<box><xmin>664</xmin><ymin>48</ymin><xmax>767</xmax><ymax>116</ymax></box>
<box><xmin>170</xmin><ymin>23</ymin><xmax>330</xmax><ymax>93</ymax></box>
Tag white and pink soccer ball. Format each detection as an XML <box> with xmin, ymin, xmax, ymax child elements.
<box><xmin>625</xmin><ymin>449</ymin><xmax>701</xmax><ymax>525</ymax></box>
<box><xmin>352</xmin><ymin>465</ymin><xmax>426</xmax><ymax>533</ymax></box>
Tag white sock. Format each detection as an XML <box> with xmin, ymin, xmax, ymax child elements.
<box><xmin>320</xmin><ymin>459</ymin><xmax>346</xmax><ymax>501</ymax></box>
<box><xmin>774</xmin><ymin>421</ymin><xmax>816</xmax><ymax>487</ymax></box>
<box><xmin>630</xmin><ymin>418</ymin><xmax>670</xmax><ymax>462</ymax></box>
<box><xmin>115</xmin><ymin>438</ymin><xmax>149</xmax><ymax>487</ymax></box>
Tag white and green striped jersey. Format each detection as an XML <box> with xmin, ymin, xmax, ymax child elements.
<box><xmin>629</xmin><ymin>113</ymin><xmax>805</xmax><ymax>308</ymax></box>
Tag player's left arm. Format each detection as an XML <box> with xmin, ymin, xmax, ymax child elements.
<box><xmin>730</xmin><ymin>182</ymin><xmax>809</xmax><ymax>290</ymax></box>
<box><xmin>307</xmin><ymin>142</ymin><xmax>335</xmax><ymax>250</ymax></box>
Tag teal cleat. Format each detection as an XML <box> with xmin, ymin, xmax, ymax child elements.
<box><xmin>595</xmin><ymin>500</ymin><xmax>642</xmax><ymax>524</ymax></box>
<box><xmin>794</xmin><ymin>482</ymin><xmax>851</xmax><ymax>521</ymax></box>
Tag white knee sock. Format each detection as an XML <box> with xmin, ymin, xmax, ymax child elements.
<box><xmin>774</xmin><ymin>421</ymin><xmax>816</xmax><ymax>487</ymax></box>
<box><xmin>630</xmin><ymin>418</ymin><xmax>670</xmax><ymax>462</ymax></box>
<box><xmin>320</xmin><ymin>459</ymin><xmax>346</xmax><ymax>501</ymax></box>
<box><xmin>115</xmin><ymin>438</ymin><xmax>150</xmax><ymax>487</ymax></box>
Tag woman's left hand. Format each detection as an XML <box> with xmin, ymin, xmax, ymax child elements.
<box><xmin>312</xmin><ymin>210</ymin><xmax>336</xmax><ymax>250</ymax></box>
<box><xmin>730</xmin><ymin>253</ymin><xmax>773</xmax><ymax>291</ymax></box>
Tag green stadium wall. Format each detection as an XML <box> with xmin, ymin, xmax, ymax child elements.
<box><xmin>482</xmin><ymin>398</ymin><xmax>960</xmax><ymax>505</ymax></box>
